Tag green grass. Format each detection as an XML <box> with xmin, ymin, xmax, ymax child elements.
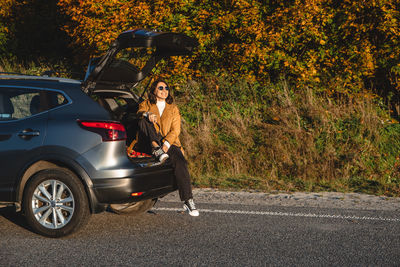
<box><xmin>177</xmin><ymin>75</ymin><xmax>400</xmax><ymax>196</ymax></box>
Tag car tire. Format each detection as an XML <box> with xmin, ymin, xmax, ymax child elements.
<box><xmin>109</xmin><ymin>199</ymin><xmax>156</xmax><ymax>215</ymax></box>
<box><xmin>23</xmin><ymin>169</ymin><xmax>90</xmax><ymax>238</ymax></box>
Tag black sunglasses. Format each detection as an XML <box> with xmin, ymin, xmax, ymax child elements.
<box><xmin>158</xmin><ymin>86</ymin><xmax>169</xmax><ymax>91</ymax></box>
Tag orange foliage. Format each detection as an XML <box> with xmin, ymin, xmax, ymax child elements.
<box><xmin>53</xmin><ymin>0</ymin><xmax>400</xmax><ymax>97</ymax></box>
<box><xmin>57</xmin><ymin>0</ymin><xmax>270</xmax><ymax>81</ymax></box>
<box><xmin>0</xmin><ymin>0</ymin><xmax>15</xmax><ymax>36</ymax></box>
<box><xmin>265</xmin><ymin>0</ymin><xmax>400</xmax><ymax>93</ymax></box>
<box><xmin>0</xmin><ymin>0</ymin><xmax>14</xmax><ymax>17</ymax></box>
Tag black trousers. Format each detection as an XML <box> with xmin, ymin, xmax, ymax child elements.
<box><xmin>137</xmin><ymin>118</ymin><xmax>193</xmax><ymax>201</ymax></box>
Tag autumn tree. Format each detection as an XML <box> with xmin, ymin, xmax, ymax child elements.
<box><xmin>1</xmin><ymin>0</ymin><xmax>399</xmax><ymax>113</ymax></box>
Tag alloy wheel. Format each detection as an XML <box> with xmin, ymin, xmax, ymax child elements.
<box><xmin>31</xmin><ymin>179</ymin><xmax>75</xmax><ymax>229</ymax></box>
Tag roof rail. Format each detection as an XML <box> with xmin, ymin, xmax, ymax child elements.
<box><xmin>0</xmin><ymin>74</ymin><xmax>81</xmax><ymax>84</ymax></box>
<box><xmin>0</xmin><ymin>72</ymin><xmax>33</xmax><ymax>76</ymax></box>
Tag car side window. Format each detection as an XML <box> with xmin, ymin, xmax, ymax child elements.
<box><xmin>0</xmin><ymin>87</ymin><xmax>68</xmax><ymax>121</ymax></box>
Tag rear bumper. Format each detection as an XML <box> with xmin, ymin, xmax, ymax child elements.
<box><xmin>91</xmin><ymin>166</ymin><xmax>177</xmax><ymax>204</ymax></box>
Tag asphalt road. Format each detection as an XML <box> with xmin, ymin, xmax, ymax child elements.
<box><xmin>1</xmin><ymin>197</ymin><xmax>400</xmax><ymax>266</ymax></box>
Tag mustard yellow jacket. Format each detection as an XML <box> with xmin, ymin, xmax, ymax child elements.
<box><xmin>136</xmin><ymin>99</ymin><xmax>183</xmax><ymax>150</ymax></box>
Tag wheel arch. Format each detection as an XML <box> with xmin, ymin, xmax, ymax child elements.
<box><xmin>16</xmin><ymin>156</ymin><xmax>100</xmax><ymax>213</ymax></box>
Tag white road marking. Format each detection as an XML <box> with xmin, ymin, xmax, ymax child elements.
<box><xmin>153</xmin><ymin>208</ymin><xmax>400</xmax><ymax>222</ymax></box>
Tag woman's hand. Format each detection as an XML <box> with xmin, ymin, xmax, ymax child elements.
<box><xmin>162</xmin><ymin>144</ymin><xmax>169</xmax><ymax>153</ymax></box>
<box><xmin>147</xmin><ymin>113</ymin><xmax>157</xmax><ymax>123</ymax></box>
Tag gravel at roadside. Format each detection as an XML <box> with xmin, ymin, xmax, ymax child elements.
<box><xmin>160</xmin><ymin>188</ymin><xmax>400</xmax><ymax>211</ymax></box>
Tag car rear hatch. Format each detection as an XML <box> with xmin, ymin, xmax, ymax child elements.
<box><xmin>82</xmin><ymin>29</ymin><xmax>198</xmax><ymax>93</ymax></box>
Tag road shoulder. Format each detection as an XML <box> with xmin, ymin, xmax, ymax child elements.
<box><xmin>161</xmin><ymin>188</ymin><xmax>400</xmax><ymax>211</ymax></box>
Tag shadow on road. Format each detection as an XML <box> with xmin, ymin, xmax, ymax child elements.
<box><xmin>0</xmin><ymin>206</ymin><xmax>32</xmax><ymax>232</ymax></box>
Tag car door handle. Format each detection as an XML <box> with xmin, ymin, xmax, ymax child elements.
<box><xmin>18</xmin><ymin>129</ymin><xmax>40</xmax><ymax>138</ymax></box>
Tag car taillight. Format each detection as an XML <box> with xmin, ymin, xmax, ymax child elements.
<box><xmin>78</xmin><ymin>120</ymin><xmax>127</xmax><ymax>141</ymax></box>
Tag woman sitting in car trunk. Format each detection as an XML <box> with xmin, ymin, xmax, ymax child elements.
<box><xmin>135</xmin><ymin>79</ymin><xmax>199</xmax><ymax>217</ymax></box>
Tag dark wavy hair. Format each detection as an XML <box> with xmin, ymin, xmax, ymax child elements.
<box><xmin>148</xmin><ymin>79</ymin><xmax>174</xmax><ymax>104</ymax></box>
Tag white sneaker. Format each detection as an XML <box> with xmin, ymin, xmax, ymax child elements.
<box><xmin>158</xmin><ymin>153</ymin><xmax>169</xmax><ymax>163</ymax></box>
<box><xmin>152</xmin><ymin>147</ymin><xmax>169</xmax><ymax>163</ymax></box>
<box><xmin>183</xmin><ymin>199</ymin><xmax>199</xmax><ymax>216</ymax></box>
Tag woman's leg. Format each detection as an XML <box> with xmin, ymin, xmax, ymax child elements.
<box><xmin>167</xmin><ymin>145</ymin><xmax>193</xmax><ymax>201</ymax></box>
<box><xmin>137</xmin><ymin>118</ymin><xmax>162</xmax><ymax>154</ymax></box>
